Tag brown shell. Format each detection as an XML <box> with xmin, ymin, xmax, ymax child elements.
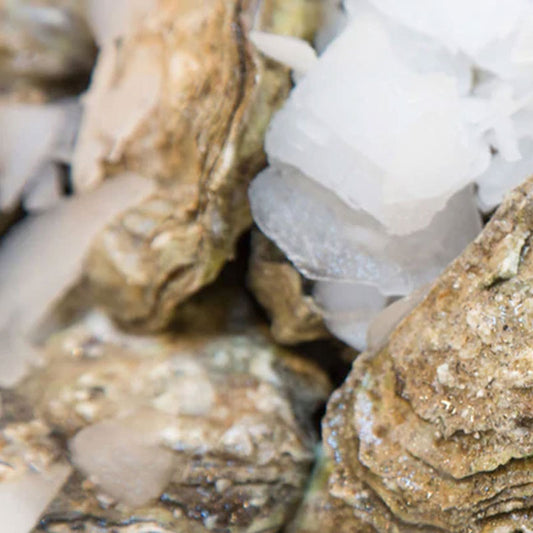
<box><xmin>14</xmin><ymin>318</ymin><xmax>330</xmax><ymax>532</ymax></box>
<box><xmin>322</xmin><ymin>176</ymin><xmax>533</xmax><ymax>532</ymax></box>
<box><xmin>76</xmin><ymin>0</ymin><xmax>319</xmax><ymax>331</ymax></box>
<box><xmin>285</xmin><ymin>451</ymin><xmax>376</xmax><ymax>533</ymax></box>
<box><xmin>0</xmin><ymin>0</ymin><xmax>96</xmax><ymax>99</ymax></box>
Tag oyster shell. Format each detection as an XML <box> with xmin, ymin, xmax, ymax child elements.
<box><xmin>248</xmin><ymin>230</ymin><xmax>329</xmax><ymax>344</ymax></box>
<box><xmin>74</xmin><ymin>0</ymin><xmax>318</xmax><ymax>331</ymax></box>
<box><xmin>286</xmin><ymin>450</ymin><xmax>375</xmax><ymax>533</ymax></box>
<box><xmin>0</xmin><ymin>0</ymin><xmax>94</xmax><ymax>231</ymax></box>
<box><xmin>0</xmin><ymin>390</ymin><xmax>62</xmax><ymax>482</ymax></box>
<box><xmin>9</xmin><ymin>314</ymin><xmax>329</xmax><ymax>532</ymax></box>
<box><xmin>0</xmin><ymin>0</ymin><xmax>95</xmax><ymax>99</ymax></box>
<box><xmin>321</xmin><ymin>176</ymin><xmax>533</xmax><ymax>532</ymax></box>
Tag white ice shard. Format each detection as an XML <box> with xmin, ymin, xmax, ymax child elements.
<box><xmin>0</xmin><ymin>173</ymin><xmax>153</xmax><ymax>387</ymax></box>
<box><xmin>0</xmin><ymin>463</ymin><xmax>71</xmax><ymax>533</ymax></box>
<box><xmin>366</xmin><ymin>284</ymin><xmax>430</xmax><ymax>352</ymax></box>
<box><xmin>314</xmin><ymin>281</ymin><xmax>387</xmax><ymax>351</ymax></box>
<box><xmin>314</xmin><ymin>0</ymin><xmax>347</xmax><ymax>53</ymax></box>
<box><xmin>357</xmin><ymin>0</ymin><xmax>533</xmax><ymax>104</ymax></box>
<box><xmin>250</xmin><ymin>164</ymin><xmax>482</xmax><ymax>294</ymax></box>
<box><xmin>362</xmin><ymin>0</ymin><xmax>526</xmax><ymax>57</ymax></box>
<box><xmin>265</xmin><ymin>12</ymin><xmax>489</xmax><ymax>235</ymax></box>
<box><xmin>70</xmin><ymin>414</ymin><xmax>175</xmax><ymax>507</ymax></box>
<box><xmin>22</xmin><ymin>163</ymin><xmax>63</xmax><ymax>212</ymax></box>
<box><xmin>249</xmin><ymin>31</ymin><xmax>317</xmax><ymax>79</ymax></box>
<box><xmin>477</xmin><ymin>138</ymin><xmax>533</xmax><ymax>212</ymax></box>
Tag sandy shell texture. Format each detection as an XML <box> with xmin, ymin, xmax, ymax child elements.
<box><xmin>1</xmin><ymin>313</ymin><xmax>330</xmax><ymax>532</ymax></box>
<box><xmin>316</xmin><ymin>176</ymin><xmax>533</xmax><ymax>532</ymax></box>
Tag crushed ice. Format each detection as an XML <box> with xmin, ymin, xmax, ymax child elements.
<box><xmin>250</xmin><ymin>0</ymin><xmax>533</xmax><ymax>350</ymax></box>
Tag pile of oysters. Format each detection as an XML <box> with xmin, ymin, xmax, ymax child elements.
<box><xmin>4</xmin><ymin>1</ymin><xmax>533</xmax><ymax>533</ymax></box>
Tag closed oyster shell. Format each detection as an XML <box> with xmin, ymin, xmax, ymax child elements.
<box><xmin>75</xmin><ymin>0</ymin><xmax>318</xmax><ymax>331</ymax></box>
<box><xmin>12</xmin><ymin>314</ymin><xmax>330</xmax><ymax>532</ymax></box>
<box><xmin>322</xmin><ymin>176</ymin><xmax>533</xmax><ymax>532</ymax></box>
<box><xmin>0</xmin><ymin>390</ymin><xmax>63</xmax><ymax>483</ymax></box>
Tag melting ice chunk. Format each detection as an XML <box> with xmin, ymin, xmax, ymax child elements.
<box><xmin>249</xmin><ymin>31</ymin><xmax>317</xmax><ymax>79</ymax></box>
<box><xmin>314</xmin><ymin>281</ymin><xmax>387</xmax><ymax>351</ymax></box>
<box><xmin>251</xmin><ymin>0</ymin><xmax>533</xmax><ymax>352</ymax></box>
<box><xmin>362</xmin><ymin>0</ymin><xmax>526</xmax><ymax>56</ymax></box>
<box><xmin>477</xmin><ymin>138</ymin><xmax>533</xmax><ymax>212</ymax></box>
<box><xmin>0</xmin><ymin>173</ymin><xmax>153</xmax><ymax>386</ymax></box>
<box><xmin>0</xmin><ymin>102</ymin><xmax>78</xmax><ymax>212</ymax></box>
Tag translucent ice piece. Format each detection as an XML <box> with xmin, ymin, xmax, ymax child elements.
<box><xmin>70</xmin><ymin>415</ymin><xmax>175</xmax><ymax>507</ymax></box>
<box><xmin>314</xmin><ymin>281</ymin><xmax>387</xmax><ymax>351</ymax></box>
<box><xmin>0</xmin><ymin>174</ymin><xmax>153</xmax><ymax>386</ymax></box>
<box><xmin>315</xmin><ymin>0</ymin><xmax>347</xmax><ymax>53</ymax></box>
<box><xmin>249</xmin><ymin>164</ymin><xmax>482</xmax><ymax>295</ymax></box>
<box><xmin>0</xmin><ymin>102</ymin><xmax>72</xmax><ymax>211</ymax></box>
<box><xmin>363</xmin><ymin>0</ymin><xmax>526</xmax><ymax>56</ymax></box>
<box><xmin>250</xmin><ymin>31</ymin><xmax>317</xmax><ymax>78</ymax></box>
<box><xmin>0</xmin><ymin>464</ymin><xmax>71</xmax><ymax>533</ymax></box>
<box><xmin>366</xmin><ymin>284</ymin><xmax>430</xmax><ymax>352</ymax></box>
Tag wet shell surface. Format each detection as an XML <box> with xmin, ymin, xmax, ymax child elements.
<box><xmin>321</xmin><ymin>175</ymin><xmax>533</xmax><ymax>532</ymax></box>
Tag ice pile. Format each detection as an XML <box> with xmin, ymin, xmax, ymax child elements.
<box><xmin>250</xmin><ymin>0</ymin><xmax>533</xmax><ymax>349</ymax></box>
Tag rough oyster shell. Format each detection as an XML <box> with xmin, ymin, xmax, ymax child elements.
<box><xmin>74</xmin><ymin>0</ymin><xmax>318</xmax><ymax>331</ymax></box>
<box><xmin>0</xmin><ymin>389</ymin><xmax>72</xmax><ymax>533</ymax></box>
<box><xmin>9</xmin><ymin>314</ymin><xmax>330</xmax><ymax>532</ymax></box>
<box><xmin>321</xmin><ymin>176</ymin><xmax>533</xmax><ymax>532</ymax></box>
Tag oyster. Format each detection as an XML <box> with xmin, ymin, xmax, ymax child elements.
<box><xmin>0</xmin><ymin>0</ymin><xmax>95</xmax><ymax>98</ymax></box>
<box><xmin>73</xmin><ymin>0</ymin><xmax>318</xmax><ymax>331</ymax></box>
<box><xmin>286</xmin><ymin>450</ymin><xmax>374</xmax><ymax>533</ymax></box>
<box><xmin>248</xmin><ymin>230</ymin><xmax>329</xmax><ymax>344</ymax></box>
<box><xmin>8</xmin><ymin>313</ymin><xmax>330</xmax><ymax>532</ymax></box>
<box><xmin>321</xmin><ymin>176</ymin><xmax>533</xmax><ymax>532</ymax></box>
